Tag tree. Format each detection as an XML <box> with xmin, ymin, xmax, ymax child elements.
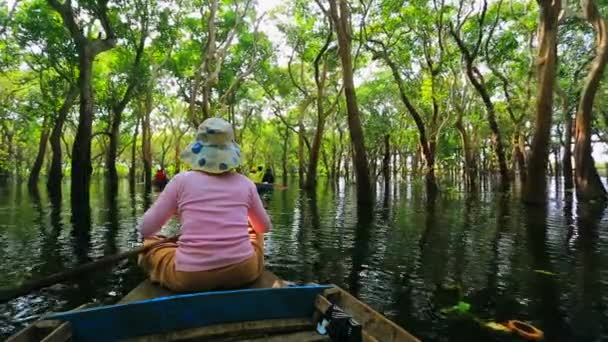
<box><xmin>47</xmin><ymin>0</ymin><xmax>117</xmax><ymax>206</ymax></box>
<box><xmin>523</xmin><ymin>0</ymin><xmax>560</xmax><ymax>204</ymax></box>
<box><xmin>449</xmin><ymin>0</ymin><xmax>510</xmax><ymax>189</ymax></box>
<box><xmin>573</xmin><ymin>0</ymin><xmax>608</xmax><ymax>201</ymax></box>
<box><xmin>104</xmin><ymin>0</ymin><xmax>150</xmax><ymax>187</ymax></box>
<box><xmin>327</xmin><ymin>0</ymin><xmax>372</xmax><ymax>204</ymax></box>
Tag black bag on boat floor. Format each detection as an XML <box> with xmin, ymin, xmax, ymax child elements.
<box><xmin>323</xmin><ymin>304</ymin><xmax>363</xmax><ymax>342</ymax></box>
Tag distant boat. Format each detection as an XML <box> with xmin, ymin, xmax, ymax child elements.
<box><xmin>8</xmin><ymin>270</ymin><xmax>419</xmax><ymax>341</ymax></box>
<box><xmin>153</xmin><ymin>178</ymin><xmax>168</xmax><ymax>190</ymax></box>
<box><xmin>255</xmin><ymin>182</ymin><xmax>274</xmax><ymax>192</ymax></box>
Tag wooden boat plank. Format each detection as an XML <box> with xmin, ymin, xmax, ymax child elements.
<box><xmin>40</xmin><ymin>321</ymin><xmax>71</xmax><ymax>342</ymax></box>
<box><xmin>6</xmin><ymin>321</ymin><xmax>58</xmax><ymax>342</ymax></box>
<box><xmin>120</xmin><ymin>270</ymin><xmax>285</xmax><ymax>304</ymax></box>
<box><xmin>234</xmin><ymin>330</ymin><xmax>331</xmax><ymax>342</ymax></box>
<box><xmin>7</xmin><ymin>305</ymin><xmax>89</xmax><ymax>342</ymax></box>
<box><xmin>125</xmin><ymin>318</ymin><xmax>314</xmax><ymax>342</ymax></box>
<box><xmin>321</xmin><ymin>288</ymin><xmax>420</xmax><ymax>342</ymax></box>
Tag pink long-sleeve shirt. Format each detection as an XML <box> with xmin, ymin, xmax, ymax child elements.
<box><xmin>137</xmin><ymin>171</ymin><xmax>271</xmax><ymax>272</ymax></box>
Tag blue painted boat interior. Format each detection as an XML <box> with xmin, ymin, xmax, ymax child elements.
<box><xmin>48</xmin><ymin>285</ymin><xmax>332</xmax><ymax>341</ymax></box>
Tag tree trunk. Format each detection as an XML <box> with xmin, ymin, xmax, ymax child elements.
<box><xmin>574</xmin><ymin>0</ymin><xmax>608</xmax><ymax>201</ymax></box>
<box><xmin>201</xmin><ymin>0</ymin><xmax>218</xmax><ymax>121</ymax></box>
<box><xmin>142</xmin><ymin>93</ymin><xmax>153</xmax><ymax>192</ymax></box>
<box><xmin>282</xmin><ymin>125</ymin><xmax>289</xmax><ymax>186</ymax></box>
<box><xmin>561</xmin><ymin>95</ymin><xmax>574</xmax><ymax>190</ymax></box>
<box><xmin>174</xmin><ymin>136</ymin><xmax>181</xmax><ymax>173</ymax></box>
<box><xmin>523</xmin><ymin>0</ymin><xmax>560</xmax><ymax>204</ymax></box>
<box><xmin>106</xmin><ymin>110</ymin><xmax>121</xmax><ymax>186</ymax></box>
<box><xmin>298</xmin><ymin>119</ymin><xmax>306</xmax><ymax>189</ymax></box>
<box><xmin>129</xmin><ymin>116</ymin><xmax>140</xmax><ymax>187</ymax></box>
<box><xmin>305</xmin><ymin>104</ymin><xmax>327</xmax><ymax>190</ymax></box>
<box><xmin>46</xmin><ymin>0</ymin><xmax>117</xmax><ymax>208</ymax></box>
<box><xmin>466</xmin><ymin>67</ymin><xmax>509</xmax><ymax>188</ymax></box>
<box><xmin>329</xmin><ymin>0</ymin><xmax>372</xmax><ymax>204</ymax></box>
<box><xmin>553</xmin><ymin>147</ymin><xmax>560</xmax><ymax>177</ymax></box>
<box><xmin>71</xmin><ymin>49</ymin><xmax>96</xmax><ymax>206</ymax></box>
<box><xmin>512</xmin><ymin>129</ymin><xmax>526</xmax><ymax>183</ymax></box>
<box><xmin>28</xmin><ymin>117</ymin><xmax>51</xmax><ymax>189</ymax></box>
<box><xmin>48</xmin><ymin>85</ymin><xmax>78</xmax><ymax>191</ymax></box>
<box><xmin>383</xmin><ymin>56</ymin><xmax>438</xmax><ymax>197</ymax></box>
<box><xmin>305</xmin><ymin>30</ymin><xmax>332</xmax><ymax>190</ymax></box>
<box><xmin>450</xmin><ymin>24</ymin><xmax>509</xmax><ymax>188</ymax></box>
<box><xmin>383</xmin><ymin>134</ymin><xmax>390</xmax><ymax>192</ymax></box>
<box><xmin>455</xmin><ymin>116</ymin><xmax>477</xmax><ymax>189</ymax></box>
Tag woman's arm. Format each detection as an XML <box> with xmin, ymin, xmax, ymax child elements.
<box><xmin>137</xmin><ymin>176</ymin><xmax>180</xmax><ymax>237</ymax></box>
<box><xmin>247</xmin><ymin>183</ymin><xmax>271</xmax><ymax>234</ymax></box>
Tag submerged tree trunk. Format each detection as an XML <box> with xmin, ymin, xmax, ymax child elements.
<box><xmin>47</xmin><ymin>0</ymin><xmax>116</xmax><ymax>207</ymax></box>
<box><xmin>298</xmin><ymin>119</ymin><xmax>306</xmax><ymax>189</ymax></box>
<box><xmin>28</xmin><ymin>117</ymin><xmax>51</xmax><ymax>189</ymax></box>
<box><xmin>142</xmin><ymin>94</ymin><xmax>153</xmax><ymax>192</ymax></box>
<box><xmin>382</xmin><ymin>54</ymin><xmax>438</xmax><ymax>197</ymax></box>
<box><xmin>106</xmin><ymin>27</ymin><xmax>146</xmax><ymax>186</ymax></box>
<box><xmin>282</xmin><ymin>125</ymin><xmax>289</xmax><ymax>187</ymax></box>
<box><xmin>383</xmin><ymin>134</ymin><xmax>390</xmax><ymax>193</ymax></box>
<box><xmin>305</xmin><ymin>29</ymin><xmax>332</xmax><ymax>191</ymax></box>
<box><xmin>71</xmin><ymin>51</ymin><xmax>96</xmax><ymax>205</ymax></box>
<box><xmin>553</xmin><ymin>148</ymin><xmax>560</xmax><ymax>177</ymax></box>
<box><xmin>450</xmin><ymin>13</ymin><xmax>509</xmax><ymax>189</ymax></box>
<box><xmin>48</xmin><ymin>85</ymin><xmax>78</xmax><ymax>191</ymax></box>
<box><xmin>512</xmin><ymin>129</ymin><xmax>527</xmax><ymax>183</ymax></box>
<box><xmin>559</xmin><ymin>91</ymin><xmax>574</xmax><ymax>190</ymax></box>
<box><xmin>455</xmin><ymin>116</ymin><xmax>477</xmax><ymax>189</ymax></box>
<box><xmin>106</xmin><ymin>110</ymin><xmax>121</xmax><ymax>186</ymax></box>
<box><xmin>329</xmin><ymin>0</ymin><xmax>372</xmax><ymax>204</ymax></box>
<box><xmin>524</xmin><ymin>0</ymin><xmax>560</xmax><ymax>204</ymax></box>
<box><xmin>574</xmin><ymin>0</ymin><xmax>608</xmax><ymax>201</ymax></box>
<box><xmin>129</xmin><ymin>116</ymin><xmax>140</xmax><ymax>187</ymax></box>
<box><xmin>466</xmin><ymin>67</ymin><xmax>509</xmax><ymax>188</ymax></box>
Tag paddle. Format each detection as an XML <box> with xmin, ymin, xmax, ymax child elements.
<box><xmin>0</xmin><ymin>235</ymin><xmax>178</xmax><ymax>304</ymax></box>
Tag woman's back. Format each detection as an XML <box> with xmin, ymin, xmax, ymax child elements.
<box><xmin>139</xmin><ymin>171</ymin><xmax>270</xmax><ymax>272</ymax></box>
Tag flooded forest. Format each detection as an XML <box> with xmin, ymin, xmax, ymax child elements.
<box><xmin>1</xmin><ymin>0</ymin><xmax>608</xmax><ymax>340</ymax></box>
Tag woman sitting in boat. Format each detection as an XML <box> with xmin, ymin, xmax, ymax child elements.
<box><xmin>137</xmin><ymin>117</ymin><xmax>271</xmax><ymax>292</ymax></box>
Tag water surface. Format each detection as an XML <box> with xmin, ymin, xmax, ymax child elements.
<box><xmin>1</xmin><ymin>177</ymin><xmax>607</xmax><ymax>341</ymax></box>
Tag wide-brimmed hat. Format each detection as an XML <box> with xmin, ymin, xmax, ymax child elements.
<box><xmin>180</xmin><ymin>118</ymin><xmax>241</xmax><ymax>174</ymax></box>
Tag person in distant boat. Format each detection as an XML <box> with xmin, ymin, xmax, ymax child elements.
<box><xmin>261</xmin><ymin>167</ymin><xmax>275</xmax><ymax>184</ymax></box>
<box><xmin>137</xmin><ymin>118</ymin><xmax>271</xmax><ymax>292</ymax></box>
<box><xmin>154</xmin><ymin>168</ymin><xmax>168</xmax><ymax>187</ymax></box>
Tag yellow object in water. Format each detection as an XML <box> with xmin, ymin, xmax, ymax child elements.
<box><xmin>485</xmin><ymin>322</ymin><xmax>512</xmax><ymax>332</ymax></box>
<box><xmin>533</xmin><ymin>269</ymin><xmax>556</xmax><ymax>276</ymax></box>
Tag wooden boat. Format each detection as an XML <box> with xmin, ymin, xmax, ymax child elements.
<box><xmin>8</xmin><ymin>270</ymin><xmax>419</xmax><ymax>342</ymax></box>
<box><xmin>255</xmin><ymin>182</ymin><xmax>274</xmax><ymax>193</ymax></box>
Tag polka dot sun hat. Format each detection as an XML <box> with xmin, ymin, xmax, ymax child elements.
<box><xmin>180</xmin><ymin>117</ymin><xmax>242</xmax><ymax>174</ymax></box>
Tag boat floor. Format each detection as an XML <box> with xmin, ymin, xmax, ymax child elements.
<box><xmin>126</xmin><ymin>318</ymin><xmax>329</xmax><ymax>342</ymax></box>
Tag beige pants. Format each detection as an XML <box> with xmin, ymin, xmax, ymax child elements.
<box><xmin>138</xmin><ymin>228</ymin><xmax>264</xmax><ymax>292</ymax></box>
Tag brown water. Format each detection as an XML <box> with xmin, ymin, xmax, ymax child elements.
<box><xmin>1</xmin><ymin>177</ymin><xmax>607</xmax><ymax>341</ymax></box>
